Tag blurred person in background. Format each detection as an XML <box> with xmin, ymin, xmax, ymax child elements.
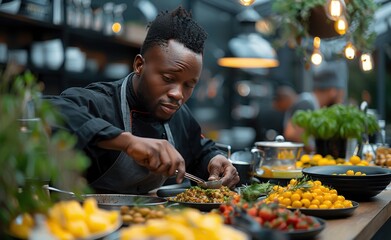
<box><xmin>272</xmin><ymin>84</ymin><xmax>298</xmax><ymax>134</ymax></box>
<box><xmin>284</xmin><ymin>60</ymin><xmax>348</xmax><ymax>152</ymax></box>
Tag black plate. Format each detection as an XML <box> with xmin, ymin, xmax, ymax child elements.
<box><xmin>167</xmin><ymin>200</ymin><xmax>222</xmax><ymax>212</ymax></box>
<box><xmin>157</xmin><ymin>187</ymin><xmax>224</xmax><ymax>212</ymax></box>
<box><xmin>285</xmin><ymin>217</ymin><xmax>326</xmax><ymax>240</ymax></box>
<box><xmin>290</xmin><ymin>201</ymin><xmax>359</xmax><ymax>219</ymax></box>
<box><xmin>302</xmin><ymin>166</ymin><xmax>391</xmax><ymax>200</ymax></box>
<box><xmin>156</xmin><ymin>187</ymin><xmax>188</xmax><ymax>198</ymax></box>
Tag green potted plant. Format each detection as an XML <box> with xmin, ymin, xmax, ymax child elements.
<box><xmin>0</xmin><ymin>65</ymin><xmax>90</xmax><ymax>238</ymax></box>
<box><xmin>292</xmin><ymin>104</ymin><xmax>379</xmax><ymax>157</ymax></box>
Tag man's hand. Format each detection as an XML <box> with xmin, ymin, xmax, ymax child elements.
<box><xmin>97</xmin><ymin>132</ymin><xmax>185</xmax><ymax>183</ymax></box>
<box><xmin>207</xmin><ymin>155</ymin><xmax>239</xmax><ymax>189</ymax></box>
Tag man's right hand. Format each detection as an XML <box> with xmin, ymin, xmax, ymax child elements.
<box><xmin>97</xmin><ymin>132</ymin><xmax>185</xmax><ymax>183</ymax></box>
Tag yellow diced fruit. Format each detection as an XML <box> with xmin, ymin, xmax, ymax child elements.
<box><xmin>65</xmin><ymin>219</ymin><xmax>90</xmax><ymax>238</ymax></box>
<box><xmin>83</xmin><ymin>197</ymin><xmax>98</xmax><ymax>215</ymax></box>
<box><xmin>106</xmin><ymin>211</ymin><xmax>120</xmax><ymax>225</ymax></box>
<box><xmin>63</xmin><ymin>200</ymin><xmax>86</xmax><ymax>221</ymax></box>
<box><xmin>86</xmin><ymin>213</ymin><xmax>111</xmax><ymax>233</ymax></box>
<box><xmin>49</xmin><ymin>204</ymin><xmax>65</xmax><ymax>226</ymax></box>
<box><xmin>47</xmin><ymin>219</ymin><xmax>74</xmax><ymax>240</ymax></box>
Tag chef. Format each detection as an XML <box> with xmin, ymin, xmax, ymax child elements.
<box><xmin>45</xmin><ymin>6</ymin><xmax>239</xmax><ymax>194</ymax></box>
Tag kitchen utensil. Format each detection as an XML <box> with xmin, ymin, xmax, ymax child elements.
<box><xmin>43</xmin><ymin>185</ymin><xmax>75</xmax><ymax>196</ymax></box>
<box><xmin>177</xmin><ymin>170</ymin><xmax>222</xmax><ymax>189</ymax></box>
<box><xmin>252</xmin><ymin>135</ymin><xmax>303</xmax><ymax>177</ymax></box>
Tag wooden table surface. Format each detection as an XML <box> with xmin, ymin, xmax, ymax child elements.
<box><xmin>316</xmin><ymin>189</ymin><xmax>391</xmax><ymax>240</ymax></box>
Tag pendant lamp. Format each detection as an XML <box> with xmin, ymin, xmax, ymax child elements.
<box><xmin>217</xmin><ymin>8</ymin><xmax>279</xmax><ymax>69</ymax></box>
<box><xmin>218</xmin><ymin>33</ymin><xmax>279</xmax><ymax>68</ymax></box>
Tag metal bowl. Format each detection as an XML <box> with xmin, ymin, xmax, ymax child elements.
<box><xmin>81</xmin><ymin>194</ymin><xmax>167</xmax><ymax>210</ymax></box>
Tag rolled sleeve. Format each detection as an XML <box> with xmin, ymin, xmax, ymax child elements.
<box><xmin>77</xmin><ymin>118</ymin><xmax>123</xmax><ymax>148</ymax></box>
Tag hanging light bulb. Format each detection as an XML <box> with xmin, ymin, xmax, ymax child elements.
<box><xmin>112</xmin><ymin>22</ymin><xmax>122</xmax><ymax>33</ymax></box>
<box><xmin>344</xmin><ymin>42</ymin><xmax>356</xmax><ymax>60</ymax></box>
<box><xmin>334</xmin><ymin>16</ymin><xmax>348</xmax><ymax>35</ymax></box>
<box><xmin>325</xmin><ymin>0</ymin><xmax>345</xmax><ymax>21</ymax></box>
<box><xmin>311</xmin><ymin>37</ymin><xmax>322</xmax><ymax>65</ymax></box>
<box><xmin>360</xmin><ymin>53</ymin><xmax>373</xmax><ymax>71</ymax></box>
<box><xmin>313</xmin><ymin>36</ymin><xmax>321</xmax><ymax>49</ymax></box>
<box><xmin>311</xmin><ymin>49</ymin><xmax>323</xmax><ymax>65</ymax></box>
<box><xmin>239</xmin><ymin>0</ymin><xmax>256</xmax><ymax>6</ymax></box>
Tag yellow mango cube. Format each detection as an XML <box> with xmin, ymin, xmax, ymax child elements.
<box><xmin>65</xmin><ymin>219</ymin><xmax>90</xmax><ymax>238</ymax></box>
<box><xmin>83</xmin><ymin>198</ymin><xmax>98</xmax><ymax>215</ymax></box>
<box><xmin>62</xmin><ymin>200</ymin><xmax>86</xmax><ymax>221</ymax></box>
<box><xmin>86</xmin><ymin>213</ymin><xmax>111</xmax><ymax>233</ymax></box>
<box><xmin>47</xmin><ymin>219</ymin><xmax>73</xmax><ymax>240</ymax></box>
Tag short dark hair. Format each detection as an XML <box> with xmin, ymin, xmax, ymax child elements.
<box><xmin>140</xmin><ymin>6</ymin><xmax>208</xmax><ymax>55</ymax></box>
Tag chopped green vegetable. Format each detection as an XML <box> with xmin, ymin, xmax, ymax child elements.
<box><xmin>241</xmin><ymin>182</ymin><xmax>274</xmax><ymax>202</ymax></box>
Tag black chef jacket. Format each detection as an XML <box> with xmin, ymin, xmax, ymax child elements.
<box><xmin>44</xmin><ymin>73</ymin><xmax>221</xmax><ymax>185</ymax></box>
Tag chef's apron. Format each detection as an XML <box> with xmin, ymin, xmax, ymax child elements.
<box><xmin>90</xmin><ymin>76</ymin><xmax>170</xmax><ymax>194</ymax></box>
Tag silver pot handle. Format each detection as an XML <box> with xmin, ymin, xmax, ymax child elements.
<box><xmin>251</xmin><ymin>148</ymin><xmax>265</xmax><ymax>175</ymax></box>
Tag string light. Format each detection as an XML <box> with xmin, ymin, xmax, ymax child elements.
<box><xmin>344</xmin><ymin>42</ymin><xmax>356</xmax><ymax>60</ymax></box>
<box><xmin>239</xmin><ymin>0</ymin><xmax>256</xmax><ymax>6</ymax></box>
<box><xmin>112</xmin><ymin>22</ymin><xmax>122</xmax><ymax>33</ymax></box>
<box><xmin>311</xmin><ymin>49</ymin><xmax>323</xmax><ymax>65</ymax></box>
<box><xmin>325</xmin><ymin>0</ymin><xmax>345</xmax><ymax>21</ymax></box>
<box><xmin>313</xmin><ymin>37</ymin><xmax>321</xmax><ymax>49</ymax></box>
<box><xmin>334</xmin><ymin>16</ymin><xmax>348</xmax><ymax>35</ymax></box>
<box><xmin>311</xmin><ymin>37</ymin><xmax>323</xmax><ymax>65</ymax></box>
<box><xmin>360</xmin><ymin>53</ymin><xmax>373</xmax><ymax>71</ymax></box>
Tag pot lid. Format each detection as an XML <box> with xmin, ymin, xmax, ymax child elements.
<box><xmin>254</xmin><ymin>135</ymin><xmax>304</xmax><ymax>148</ymax></box>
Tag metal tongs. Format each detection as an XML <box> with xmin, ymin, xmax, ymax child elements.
<box><xmin>176</xmin><ymin>170</ymin><xmax>223</xmax><ymax>189</ymax></box>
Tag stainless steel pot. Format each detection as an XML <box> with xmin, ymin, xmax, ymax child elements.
<box><xmin>252</xmin><ymin>135</ymin><xmax>304</xmax><ymax>174</ymax></box>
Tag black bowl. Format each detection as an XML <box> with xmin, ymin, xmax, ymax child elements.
<box><xmin>302</xmin><ymin>166</ymin><xmax>391</xmax><ymax>200</ymax></box>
